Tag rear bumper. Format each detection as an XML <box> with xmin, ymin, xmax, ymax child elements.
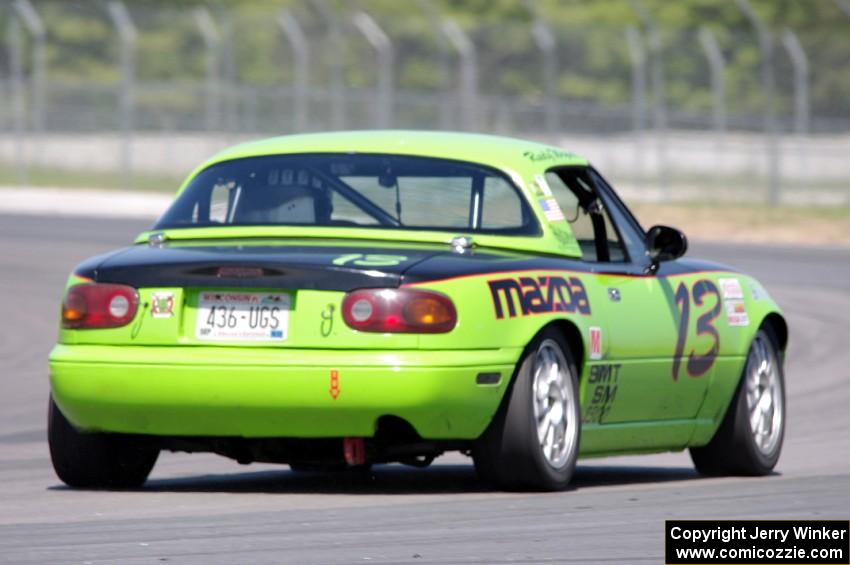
<box><xmin>49</xmin><ymin>345</ymin><xmax>519</xmax><ymax>440</ymax></box>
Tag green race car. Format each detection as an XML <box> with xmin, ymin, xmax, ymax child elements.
<box><xmin>48</xmin><ymin>131</ymin><xmax>788</xmax><ymax>491</ymax></box>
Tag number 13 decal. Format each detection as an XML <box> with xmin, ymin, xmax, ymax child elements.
<box><xmin>672</xmin><ymin>279</ymin><xmax>721</xmax><ymax>381</ymax></box>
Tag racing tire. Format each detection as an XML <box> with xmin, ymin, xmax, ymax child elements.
<box><xmin>48</xmin><ymin>396</ymin><xmax>159</xmax><ymax>489</ymax></box>
<box><xmin>690</xmin><ymin>327</ymin><xmax>785</xmax><ymax>476</ymax></box>
<box><xmin>472</xmin><ymin>328</ymin><xmax>581</xmax><ymax>491</ymax></box>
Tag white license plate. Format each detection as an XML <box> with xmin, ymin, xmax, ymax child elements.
<box><xmin>196</xmin><ymin>291</ymin><xmax>290</xmax><ymax>341</ymax></box>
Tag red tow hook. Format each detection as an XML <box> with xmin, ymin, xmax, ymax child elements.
<box><xmin>343</xmin><ymin>437</ymin><xmax>366</xmax><ymax>466</ymax></box>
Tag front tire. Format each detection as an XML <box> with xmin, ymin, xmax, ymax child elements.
<box><xmin>473</xmin><ymin>329</ymin><xmax>581</xmax><ymax>491</ymax></box>
<box><xmin>690</xmin><ymin>327</ymin><xmax>785</xmax><ymax>476</ymax></box>
<box><xmin>48</xmin><ymin>396</ymin><xmax>159</xmax><ymax>489</ymax></box>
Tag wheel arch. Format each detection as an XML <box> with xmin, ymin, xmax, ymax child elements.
<box><xmin>725</xmin><ymin>312</ymin><xmax>788</xmax><ymax>398</ymax></box>
<box><xmin>690</xmin><ymin>311</ymin><xmax>787</xmax><ymax>475</ymax></box>
<box><xmin>488</xmin><ymin>318</ymin><xmax>586</xmax><ymax>422</ymax></box>
<box><xmin>544</xmin><ymin>319</ymin><xmax>585</xmax><ymax>377</ymax></box>
<box><xmin>760</xmin><ymin>312</ymin><xmax>788</xmax><ymax>353</ymax></box>
<box><xmin>472</xmin><ymin>317</ymin><xmax>584</xmax><ymax>489</ymax></box>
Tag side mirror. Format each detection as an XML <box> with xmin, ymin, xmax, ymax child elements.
<box><xmin>645</xmin><ymin>225</ymin><xmax>687</xmax><ymax>269</ymax></box>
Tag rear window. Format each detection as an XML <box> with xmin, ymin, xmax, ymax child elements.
<box><xmin>155</xmin><ymin>154</ymin><xmax>538</xmax><ymax>235</ymax></box>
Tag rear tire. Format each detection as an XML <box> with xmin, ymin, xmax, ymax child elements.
<box><xmin>473</xmin><ymin>328</ymin><xmax>581</xmax><ymax>491</ymax></box>
<box><xmin>48</xmin><ymin>396</ymin><xmax>159</xmax><ymax>489</ymax></box>
<box><xmin>690</xmin><ymin>327</ymin><xmax>785</xmax><ymax>476</ymax></box>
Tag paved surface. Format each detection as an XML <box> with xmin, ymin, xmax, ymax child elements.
<box><xmin>0</xmin><ymin>187</ymin><xmax>172</xmax><ymax>220</ymax></box>
<box><xmin>0</xmin><ymin>214</ymin><xmax>848</xmax><ymax>564</ymax></box>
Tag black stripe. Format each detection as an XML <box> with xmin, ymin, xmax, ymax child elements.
<box><xmin>74</xmin><ymin>241</ymin><xmax>738</xmax><ymax>291</ymax></box>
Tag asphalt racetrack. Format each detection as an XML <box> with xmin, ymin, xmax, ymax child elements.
<box><xmin>0</xmin><ymin>214</ymin><xmax>848</xmax><ymax>564</ymax></box>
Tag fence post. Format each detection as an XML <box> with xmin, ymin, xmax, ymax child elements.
<box><xmin>533</xmin><ymin>20</ymin><xmax>558</xmax><ymax>138</ymax></box>
<box><xmin>524</xmin><ymin>0</ymin><xmax>558</xmax><ymax>138</ymax></box>
<box><xmin>13</xmin><ymin>0</ymin><xmax>45</xmax><ymax>137</ymax></box>
<box><xmin>542</xmin><ymin>41</ymin><xmax>560</xmax><ymax>135</ymax></box>
<box><xmin>441</xmin><ymin>19</ymin><xmax>478</xmax><ymax>131</ymax></box>
<box><xmin>415</xmin><ymin>0</ymin><xmax>452</xmax><ymax>129</ymax></box>
<box><xmin>220</xmin><ymin>11</ymin><xmax>237</xmax><ymax>138</ymax></box>
<box><xmin>352</xmin><ymin>11</ymin><xmax>394</xmax><ymax>129</ymax></box>
<box><xmin>7</xmin><ymin>16</ymin><xmax>27</xmax><ymax>186</ymax></box>
<box><xmin>781</xmin><ymin>29</ymin><xmax>809</xmax><ymax>136</ymax></box>
<box><xmin>698</xmin><ymin>27</ymin><xmax>726</xmax><ymax>172</ymax></box>
<box><xmin>309</xmin><ymin>0</ymin><xmax>345</xmax><ymax>130</ymax></box>
<box><xmin>625</xmin><ymin>26</ymin><xmax>647</xmax><ymax>188</ymax></box>
<box><xmin>736</xmin><ymin>0</ymin><xmax>780</xmax><ymax>205</ymax></box>
<box><xmin>834</xmin><ymin>0</ymin><xmax>850</xmax><ymax>17</ymax></box>
<box><xmin>278</xmin><ymin>10</ymin><xmax>309</xmax><ymax>132</ymax></box>
<box><xmin>630</xmin><ymin>0</ymin><xmax>668</xmax><ymax>200</ymax></box>
<box><xmin>107</xmin><ymin>1</ymin><xmax>136</xmax><ymax>191</ymax></box>
<box><xmin>193</xmin><ymin>7</ymin><xmax>222</xmax><ymax>133</ymax></box>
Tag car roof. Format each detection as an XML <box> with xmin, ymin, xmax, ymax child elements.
<box><xmin>202</xmin><ymin>130</ymin><xmax>589</xmax><ymax>175</ymax></box>
<box><xmin>152</xmin><ymin>131</ymin><xmax>590</xmax><ymax>259</ymax></box>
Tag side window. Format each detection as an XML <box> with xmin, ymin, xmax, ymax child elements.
<box><xmin>544</xmin><ymin>172</ymin><xmax>595</xmax><ymax>250</ymax></box>
<box><xmin>589</xmin><ymin>169</ymin><xmax>648</xmax><ymax>264</ymax></box>
<box><xmin>545</xmin><ymin>167</ymin><xmax>627</xmax><ymax>263</ymax></box>
<box><xmin>481</xmin><ymin>176</ymin><xmax>524</xmax><ymax>229</ymax></box>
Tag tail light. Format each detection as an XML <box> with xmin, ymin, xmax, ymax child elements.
<box><xmin>342</xmin><ymin>289</ymin><xmax>457</xmax><ymax>334</ymax></box>
<box><xmin>62</xmin><ymin>283</ymin><xmax>139</xmax><ymax>329</ymax></box>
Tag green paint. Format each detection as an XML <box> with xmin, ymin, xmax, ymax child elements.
<box><xmin>50</xmin><ymin>132</ymin><xmax>787</xmax><ymax>461</ymax></box>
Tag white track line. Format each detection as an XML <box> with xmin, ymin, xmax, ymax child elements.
<box><xmin>0</xmin><ymin>186</ymin><xmax>171</xmax><ymax>220</ymax></box>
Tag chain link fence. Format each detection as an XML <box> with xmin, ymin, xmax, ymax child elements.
<box><xmin>0</xmin><ymin>0</ymin><xmax>849</xmax><ymax>205</ymax></box>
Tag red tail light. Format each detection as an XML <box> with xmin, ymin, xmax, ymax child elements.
<box><xmin>62</xmin><ymin>283</ymin><xmax>139</xmax><ymax>329</ymax></box>
<box><xmin>342</xmin><ymin>289</ymin><xmax>457</xmax><ymax>334</ymax></box>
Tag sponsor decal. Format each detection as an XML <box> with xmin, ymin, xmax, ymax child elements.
<box><xmin>329</xmin><ymin>369</ymin><xmax>340</xmax><ymax>400</ymax></box>
<box><xmin>523</xmin><ymin>148</ymin><xmax>578</xmax><ymax>162</ymax></box>
<box><xmin>332</xmin><ymin>253</ymin><xmax>407</xmax><ymax>267</ymax></box>
<box><xmin>719</xmin><ymin>277</ymin><xmax>744</xmax><ymax>300</ymax></box>
<box><xmin>749</xmin><ymin>280</ymin><xmax>769</xmax><ymax>301</ymax></box>
<box><xmin>673</xmin><ymin>279</ymin><xmax>722</xmax><ymax>380</ymax></box>
<box><xmin>534</xmin><ymin>174</ymin><xmax>553</xmax><ymax>196</ymax></box>
<box><xmin>539</xmin><ymin>197</ymin><xmax>565</xmax><ymax>222</ymax></box>
<box><xmin>725</xmin><ymin>299</ymin><xmax>750</xmax><ymax>327</ymax></box>
<box><xmin>320</xmin><ymin>304</ymin><xmax>335</xmax><ymax>337</ymax></box>
<box><xmin>589</xmin><ymin>326</ymin><xmax>603</xmax><ymax>360</ymax></box>
<box><xmin>583</xmin><ymin>363</ymin><xmax>621</xmax><ymax>424</ymax></box>
<box><xmin>150</xmin><ymin>292</ymin><xmax>175</xmax><ymax>318</ymax></box>
<box><xmin>488</xmin><ymin>275</ymin><xmax>591</xmax><ymax>319</ymax></box>
<box><xmin>550</xmin><ymin>225</ymin><xmax>577</xmax><ymax>248</ymax></box>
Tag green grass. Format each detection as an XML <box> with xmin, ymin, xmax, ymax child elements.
<box><xmin>0</xmin><ymin>163</ymin><xmax>184</xmax><ymax>193</ymax></box>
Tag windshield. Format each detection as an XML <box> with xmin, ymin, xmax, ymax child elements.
<box><xmin>154</xmin><ymin>154</ymin><xmax>539</xmax><ymax>235</ymax></box>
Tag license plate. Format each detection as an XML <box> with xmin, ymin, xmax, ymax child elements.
<box><xmin>196</xmin><ymin>291</ymin><xmax>290</xmax><ymax>341</ymax></box>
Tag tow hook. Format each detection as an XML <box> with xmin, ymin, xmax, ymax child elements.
<box><xmin>343</xmin><ymin>437</ymin><xmax>366</xmax><ymax>466</ymax></box>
